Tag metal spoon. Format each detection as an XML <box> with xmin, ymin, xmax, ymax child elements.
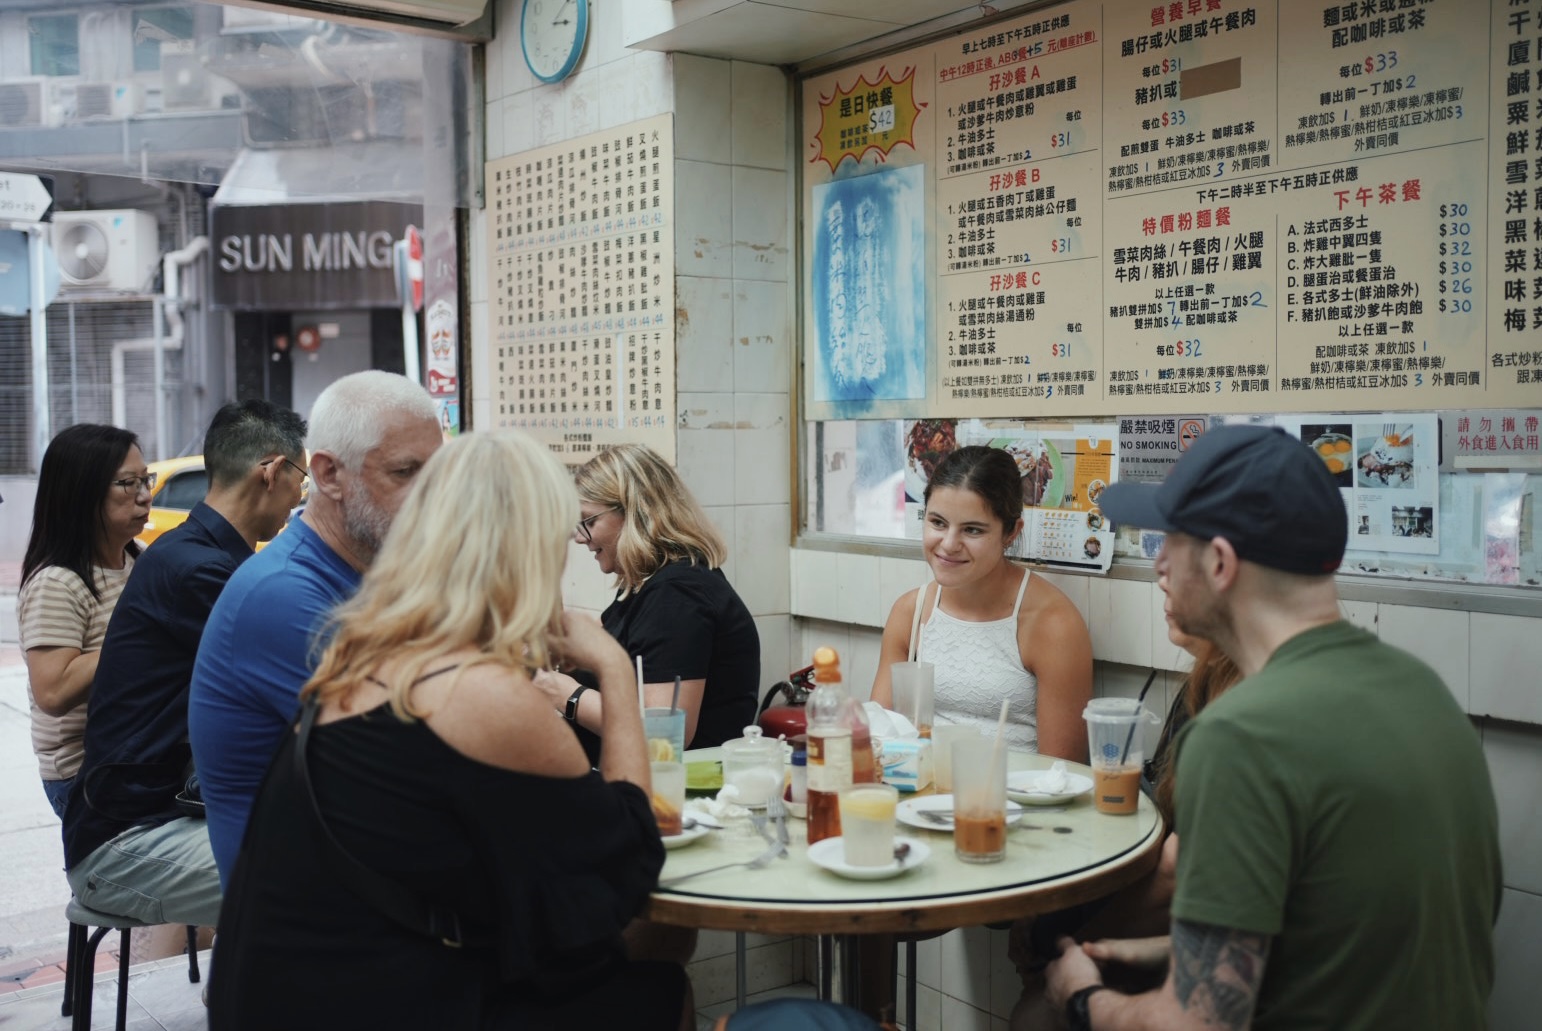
<box><xmin>892</xmin><ymin>842</ymin><xmax>912</xmax><ymax>864</ymax></box>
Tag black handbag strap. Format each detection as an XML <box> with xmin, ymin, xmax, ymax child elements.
<box><xmin>294</xmin><ymin>694</ymin><xmax>492</xmax><ymax>949</ymax></box>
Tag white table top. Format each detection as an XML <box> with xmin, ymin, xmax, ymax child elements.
<box><xmin>644</xmin><ymin>748</ymin><xmax>1164</xmax><ymax>935</ymax></box>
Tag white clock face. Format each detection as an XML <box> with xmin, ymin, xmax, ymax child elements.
<box><xmin>522</xmin><ymin>0</ymin><xmax>588</xmax><ymax>84</ymax></box>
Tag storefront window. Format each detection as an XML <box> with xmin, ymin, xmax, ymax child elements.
<box><xmin>28</xmin><ymin>14</ymin><xmax>80</xmax><ymax>77</ymax></box>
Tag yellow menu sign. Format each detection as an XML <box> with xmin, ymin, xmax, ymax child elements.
<box><xmin>810</xmin><ymin>66</ymin><xmax>926</xmax><ymax>171</ymax></box>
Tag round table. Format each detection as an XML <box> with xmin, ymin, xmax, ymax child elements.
<box><xmin>644</xmin><ymin>748</ymin><xmax>1164</xmax><ymax>1008</ymax></box>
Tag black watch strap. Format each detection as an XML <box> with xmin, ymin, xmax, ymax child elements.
<box><xmin>1065</xmin><ymin>984</ymin><xmax>1108</xmax><ymax>1031</ymax></box>
<box><xmin>564</xmin><ymin>684</ymin><xmax>590</xmax><ymax>722</ymax></box>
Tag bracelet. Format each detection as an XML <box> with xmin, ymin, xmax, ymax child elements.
<box><xmin>1065</xmin><ymin>984</ymin><xmax>1109</xmax><ymax>1031</ymax></box>
<box><xmin>564</xmin><ymin>684</ymin><xmax>590</xmax><ymax>722</ymax></box>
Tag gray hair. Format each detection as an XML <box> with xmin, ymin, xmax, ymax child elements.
<box><xmin>306</xmin><ymin>371</ymin><xmax>437</xmax><ymax>468</ymax></box>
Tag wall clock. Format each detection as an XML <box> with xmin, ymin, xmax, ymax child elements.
<box><xmin>521</xmin><ymin>0</ymin><xmax>588</xmax><ymax>85</ymax></box>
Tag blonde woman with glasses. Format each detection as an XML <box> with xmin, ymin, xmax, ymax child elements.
<box><xmin>207</xmin><ymin>431</ymin><xmax>688</xmax><ymax>1030</ymax></box>
<box><xmin>18</xmin><ymin>424</ymin><xmax>150</xmax><ymax>817</ymax></box>
<box><xmin>538</xmin><ymin>443</ymin><xmax>760</xmax><ymax>755</ymax></box>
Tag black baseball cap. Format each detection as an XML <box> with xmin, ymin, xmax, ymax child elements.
<box><xmin>1098</xmin><ymin>424</ymin><xmax>1347</xmax><ymax>575</ymax></box>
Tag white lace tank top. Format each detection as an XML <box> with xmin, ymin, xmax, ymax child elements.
<box><xmin>911</xmin><ymin>568</ymin><xmax>1039</xmax><ymax>751</ymax></box>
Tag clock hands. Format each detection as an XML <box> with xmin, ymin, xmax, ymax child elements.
<box><xmin>551</xmin><ymin>0</ymin><xmax>574</xmax><ymax>27</ymax></box>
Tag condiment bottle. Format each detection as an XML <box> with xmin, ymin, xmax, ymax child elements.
<box><xmin>805</xmin><ymin>647</ymin><xmax>853</xmax><ymax>844</ymax></box>
<box><xmin>789</xmin><ymin>736</ymin><xmax>808</xmax><ymax>804</ymax></box>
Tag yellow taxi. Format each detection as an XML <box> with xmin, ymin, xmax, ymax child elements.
<box><xmin>137</xmin><ymin>455</ymin><xmax>210</xmax><ymax>548</ymax></box>
<box><xmin>137</xmin><ymin>454</ymin><xmax>305</xmax><ymax>549</ymax></box>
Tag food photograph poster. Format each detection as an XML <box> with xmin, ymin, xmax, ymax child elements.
<box><xmin>902</xmin><ymin>419</ymin><xmax>1118</xmax><ymax>571</ymax></box>
<box><xmin>1277</xmin><ymin>413</ymin><xmax>1440</xmax><ymax>555</ymax></box>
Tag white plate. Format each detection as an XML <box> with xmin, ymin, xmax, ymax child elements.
<box><xmin>808</xmin><ymin>835</ymin><xmax>930</xmax><ymax>880</ymax></box>
<box><xmin>661</xmin><ymin>823</ymin><xmax>711</xmax><ymax>849</ymax></box>
<box><xmin>1006</xmin><ymin>770</ymin><xmax>1094</xmax><ymax>806</ymax></box>
<box><xmin>896</xmin><ymin>794</ymin><xmax>1024</xmax><ymax>832</ymax></box>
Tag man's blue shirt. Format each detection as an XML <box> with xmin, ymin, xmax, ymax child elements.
<box><xmin>63</xmin><ymin>503</ymin><xmax>252</xmax><ymax>869</ymax></box>
<box><xmin>188</xmin><ymin>517</ymin><xmax>361</xmax><ymax>885</ymax></box>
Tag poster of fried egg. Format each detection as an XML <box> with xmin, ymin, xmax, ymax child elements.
<box><xmin>1281</xmin><ymin>413</ymin><xmax>1440</xmax><ymax>556</ymax></box>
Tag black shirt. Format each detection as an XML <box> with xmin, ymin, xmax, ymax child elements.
<box><xmin>601</xmin><ymin>560</ymin><xmax>760</xmax><ymax>750</ymax></box>
<box><xmin>210</xmin><ymin>705</ymin><xmax>664</xmax><ymax>1029</ymax></box>
<box><xmin>63</xmin><ymin>503</ymin><xmax>252</xmax><ymax>869</ymax></box>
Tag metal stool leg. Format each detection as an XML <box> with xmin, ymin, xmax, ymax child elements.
<box><xmin>115</xmin><ymin>929</ymin><xmax>131</xmax><ymax>1031</ymax></box>
<box><xmin>61</xmin><ymin>922</ymin><xmax>84</xmax><ymax>1017</ymax></box>
<box><xmin>185</xmin><ymin>925</ymin><xmax>200</xmax><ymax>983</ymax></box>
<box><xmin>73</xmin><ymin>926</ymin><xmax>111</xmax><ymax>1031</ymax></box>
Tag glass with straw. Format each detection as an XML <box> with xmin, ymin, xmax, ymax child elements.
<box><xmin>952</xmin><ymin>699</ymin><xmax>1010</xmax><ymax>863</ymax></box>
<box><xmin>642</xmin><ymin>670</ymin><xmax>686</xmax><ymax>763</ymax></box>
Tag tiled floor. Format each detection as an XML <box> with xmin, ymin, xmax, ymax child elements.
<box><xmin>0</xmin><ymin>951</ymin><xmax>818</xmax><ymax>1031</ymax></box>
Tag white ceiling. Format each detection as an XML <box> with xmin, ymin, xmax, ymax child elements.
<box><xmin>625</xmin><ymin>0</ymin><xmax>1045</xmax><ymax>67</ymax></box>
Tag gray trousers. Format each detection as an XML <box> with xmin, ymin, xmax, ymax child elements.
<box><xmin>67</xmin><ymin>817</ymin><xmax>223</xmax><ymax>928</ymax></box>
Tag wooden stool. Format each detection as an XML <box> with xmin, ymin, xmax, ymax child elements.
<box><xmin>62</xmin><ymin>899</ymin><xmax>200</xmax><ymax>1031</ymax></box>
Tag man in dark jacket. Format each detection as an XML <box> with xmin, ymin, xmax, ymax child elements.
<box><xmin>62</xmin><ymin>399</ymin><xmax>306</xmax><ymax>927</ymax></box>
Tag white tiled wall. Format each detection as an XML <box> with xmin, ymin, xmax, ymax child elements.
<box><xmin>482</xmin><ymin>6</ymin><xmax>796</xmax><ymax>697</ymax></box>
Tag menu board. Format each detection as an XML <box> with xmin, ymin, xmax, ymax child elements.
<box><xmin>802</xmin><ymin>0</ymin><xmax>1534</xmax><ymax>421</ymax></box>
<box><xmin>487</xmin><ymin>114</ymin><xmax>675</xmax><ymax>465</ymax></box>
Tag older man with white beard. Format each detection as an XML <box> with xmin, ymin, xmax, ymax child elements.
<box><xmin>189</xmin><ymin>371</ymin><xmax>441</xmax><ymax>886</ymax></box>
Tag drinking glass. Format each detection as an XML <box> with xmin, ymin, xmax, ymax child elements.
<box><xmin>952</xmin><ymin>747</ymin><xmax>1008</xmax><ymax>863</ymax></box>
<box><xmin>931</xmin><ymin>724</ymin><xmax>981</xmax><ymax>793</ymax></box>
<box><xmin>838</xmin><ymin>784</ymin><xmax>899</xmax><ymax>867</ymax></box>
<box><xmin>644</xmin><ymin>707</ymin><xmax>687</xmax><ymax>764</ymax></box>
<box><xmin>890</xmin><ymin>661</ymin><xmax>935</xmax><ymax>738</ymax></box>
<box><xmin>650</xmin><ymin>760</ymin><xmax>686</xmax><ymax>836</ymax></box>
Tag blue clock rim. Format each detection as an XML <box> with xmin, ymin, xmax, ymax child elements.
<box><xmin>521</xmin><ymin>0</ymin><xmax>589</xmax><ymax>85</ymax></box>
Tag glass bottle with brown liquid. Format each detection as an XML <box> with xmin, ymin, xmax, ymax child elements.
<box><xmin>805</xmin><ymin>647</ymin><xmax>874</xmax><ymax>844</ymax></box>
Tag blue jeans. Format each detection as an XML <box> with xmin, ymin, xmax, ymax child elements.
<box><xmin>42</xmin><ymin>778</ymin><xmax>73</xmax><ymax>818</ymax></box>
<box><xmin>67</xmin><ymin>818</ymin><xmax>223</xmax><ymax>927</ymax></box>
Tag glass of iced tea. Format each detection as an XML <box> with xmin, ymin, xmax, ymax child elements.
<box><xmin>650</xmin><ymin>760</ymin><xmax>685</xmax><ymax>836</ymax></box>
<box><xmin>951</xmin><ymin>747</ymin><xmax>1008</xmax><ymax>863</ymax></box>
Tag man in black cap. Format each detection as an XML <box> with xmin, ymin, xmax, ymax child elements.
<box><xmin>1046</xmin><ymin>424</ymin><xmax>1500</xmax><ymax>1031</ymax></box>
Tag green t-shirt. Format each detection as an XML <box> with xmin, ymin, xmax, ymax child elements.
<box><xmin>1172</xmin><ymin>621</ymin><xmax>1500</xmax><ymax>1031</ymax></box>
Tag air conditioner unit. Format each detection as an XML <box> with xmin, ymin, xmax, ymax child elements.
<box><xmin>0</xmin><ymin>81</ymin><xmax>45</xmax><ymax>127</ymax></box>
<box><xmin>75</xmin><ymin>82</ymin><xmax>143</xmax><ymax>120</ymax></box>
<box><xmin>52</xmin><ymin>210</ymin><xmax>161</xmax><ymax>293</ymax></box>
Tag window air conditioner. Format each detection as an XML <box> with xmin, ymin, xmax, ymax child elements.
<box><xmin>52</xmin><ymin>210</ymin><xmax>162</xmax><ymax>294</ymax></box>
<box><xmin>75</xmin><ymin>82</ymin><xmax>143</xmax><ymax>120</ymax></box>
<box><xmin>0</xmin><ymin>81</ymin><xmax>45</xmax><ymax>127</ymax></box>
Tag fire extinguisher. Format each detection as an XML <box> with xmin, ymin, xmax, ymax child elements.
<box><xmin>756</xmin><ymin>664</ymin><xmax>815</xmax><ymax>739</ymax></box>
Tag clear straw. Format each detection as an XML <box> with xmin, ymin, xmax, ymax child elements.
<box><xmin>671</xmin><ymin>674</ymin><xmax>682</xmax><ymax>714</ymax></box>
<box><xmin>636</xmin><ymin>655</ymin><xmax>645</xmax><ymax>711</ymax></box>
<box><xmin>985</xmin><ymin>697</ymin><xmax>1010</xmax><ymax>807</ymax></box>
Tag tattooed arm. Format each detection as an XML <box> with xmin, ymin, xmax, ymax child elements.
<box><xmin>1045</xmin><ymin>918</ymin><xmax>1270</xmax><ymax>1030</ymax></box>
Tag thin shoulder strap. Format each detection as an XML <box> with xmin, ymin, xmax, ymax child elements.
<box><xmin>1010</xmin><ymin>566</ymin><xmax>1031</xmax><ymax>619</ymax></box>
<box><xmin>294</xmin><ymin>696</ymin><xmax>491</xmax><ymax>948</ymax></box>
<box><xmin>907</xmin><ymin>581</ymin><xmax>936</xmax><ymax>662</ymax></box>
<box><xmin>364</xmin><ymin>662</ymin><xmax>462</xmax><ymax>691</ymax></box>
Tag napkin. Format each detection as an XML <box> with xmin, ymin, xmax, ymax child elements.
<box><xmin>1037</xmin><ymin>760</ymin><xmax>1069</xmax><ymax>793</ymax></box>
<box><xmin>695</xmin><ymin>785</ymin><xmax>752</xmax><ymax>821</ymax></box>
<box><xmin>864</xmin><ymin>702</ymin><xmax>918</xmax><ymax>740</ymax></box>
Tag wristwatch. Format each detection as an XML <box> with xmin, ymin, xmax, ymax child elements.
<box><xmin>564</xmin><ymin>684</ymin><xmax>590</xmax><ymax>722</ymax></box>
<box><xmin>1065</xmin><ymin>984</ymin><xmax>1108</xmax><ymax>1031</ymax></box>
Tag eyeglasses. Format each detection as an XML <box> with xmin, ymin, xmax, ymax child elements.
<box><xmin>112</xmin><ymin>473</ymin><xmax>157</xmax><ymax>496</ymax></box>
<box><xmin>575</xmin><ymin>506</ymin><xmax>620</xmax><ymax>543</ymax></box>
<box><xmin>264</xmin><ymin>456</ymin><xmax>310</xmax><ymax>485</ymax></box>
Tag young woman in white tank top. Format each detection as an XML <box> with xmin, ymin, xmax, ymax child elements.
<box><xmin>870</xmin><ymin>445</ymin><xmax>1093</xmax><ymax>760</ymax></box>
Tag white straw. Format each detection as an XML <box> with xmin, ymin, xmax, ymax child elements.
<box><xmin>636</xmin><ymin>655</ymin><xmax>645</xmax><ymax>710</ymax></box>
<box><xmin>990</xmin><ymin>697</ymin><xmax>1010</xmax><ymax>789</ymax></box>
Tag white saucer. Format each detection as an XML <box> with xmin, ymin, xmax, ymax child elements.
<box><xmin>896</xmin><ymin>794</ymin><xmax>1024</xmax><ymax>832</ymax></box>
<box><xmin>1006</xmin><ymin>770</ymin><xmax>1094</xmax><ymax>806</ymax></box>
<box><xmin>661</xmin><ymin>823</ymin><xmax>711</xmax><ymax>849</ymax></box>
<box><xmin>807</xmin><ymin>835</ymin><xmax>930</xmax><ymax>880</ymax></box>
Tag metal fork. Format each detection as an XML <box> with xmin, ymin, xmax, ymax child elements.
<box><xmin>765</xmin><ymin>793</ymin><xmax>790</xmax><ymax>850</ymax></box>
<box><xmin>658</xmin><ymin>840</ymin><xmax>785</xmax><ymax>887</ymax></box>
